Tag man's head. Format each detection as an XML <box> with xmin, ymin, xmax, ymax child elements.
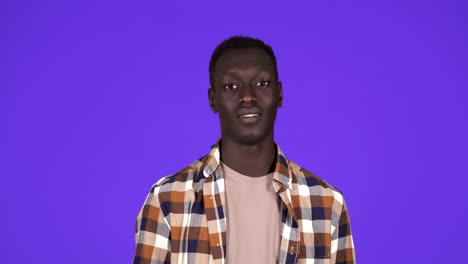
<box><xmin>208</xmin><ymin>36</ymin><xmax>283</xmax><ymax>146</ymax></box>
<box><xmin>209</xmin><ymin>36</ymin><xmax>278</xmax><ymax>88</ymax></box>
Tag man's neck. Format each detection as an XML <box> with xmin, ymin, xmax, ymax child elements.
<box><xmin>220</xmin><ymin>137</ymin><xmax>276</xmax><ymax>177</ymax></box>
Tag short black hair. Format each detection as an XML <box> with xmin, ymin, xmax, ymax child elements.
<box><xmin>209</xmin><ymin>36</ymin><xmax>278</xmax><ymax>88</ymax></box>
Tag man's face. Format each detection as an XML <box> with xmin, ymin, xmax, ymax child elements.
<box><xmin>209</xmin><ymin>48</ymin><xmax>283</xmax><ymax>145</ymax></box>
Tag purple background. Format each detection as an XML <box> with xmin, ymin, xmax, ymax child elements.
<box><xmin>3</xmin><ymin>0</ymin><xmax>468</xmax><ymax>263</ymax></box>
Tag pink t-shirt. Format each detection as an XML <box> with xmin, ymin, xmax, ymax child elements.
<box><xmin>221</xmin><ymin>162</ymin><xmax>281</xmax><ymax>263</ymax></box>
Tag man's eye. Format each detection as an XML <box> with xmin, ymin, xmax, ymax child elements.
<box><xmin>224</xmin><ymin>83</ymin><xmax>238</xmax><ymax>90</ymax></box>
<box><xmin>256</xmin><ymin>80</ymin><xmax>270</xmax><ymax>87</ymax></box>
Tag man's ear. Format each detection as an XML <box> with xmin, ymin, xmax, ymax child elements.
<box><xmin>277</xmin><ymin>81</ymin><xmax>283</xmax><ymax>108</ymax></box>
<box><xmin>208</xmin><ymin>88</ymin><xmax>217</xmax><ymax>113</ymax></box>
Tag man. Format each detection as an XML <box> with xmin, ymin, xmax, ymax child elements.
<box><xmin>134</xmin><ymin>36</ymin><xmax>355</xmax><ymax>263</ymax></box>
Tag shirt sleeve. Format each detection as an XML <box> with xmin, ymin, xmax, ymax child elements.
<box><xmin>332</xmin><ymin>198</ymin><xmax>356</xmax><ymax>263</ymax></box>
<box><xmin>133</xmin><ymin>187</ymin><xmax>171</xmax><ymax>264</ymax></box>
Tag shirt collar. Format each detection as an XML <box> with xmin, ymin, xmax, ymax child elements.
<box><xmin>202</xmin><ymin>140</ymin><xmax>293</xmax><ymax>189</ymax></box>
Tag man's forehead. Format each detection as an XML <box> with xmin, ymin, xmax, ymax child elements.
<box><xmin>214</xmin><ymin>48</ymin><xmax>275</xmax><ymax>74</ymax></box>
<box><xmin>218</xmin><ymin>67</ymin><xmax>273</xmax><ymax>79</ymax></box>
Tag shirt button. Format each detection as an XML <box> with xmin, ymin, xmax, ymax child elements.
<box><xmin>209</xmin><ymin>196</ymin><xmax>213</xmax><ymax>200</ymax></box>
<box><xmin>290</xmin><ymin>246</ymin><xmax>295</xmax><ymax>254</ymax></box>
<box><xmin>216</xmin><ymin>243</ymin><xmax>219</xmax><ymax>247</ymax></box>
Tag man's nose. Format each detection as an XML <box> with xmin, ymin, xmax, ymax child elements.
<box><xmin>239</xmin><ymin>83</ymin><xmax>257</xmax><ymax>104</ymax></box>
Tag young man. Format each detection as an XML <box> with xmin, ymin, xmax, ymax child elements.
<box><xmin>134</xmin><ymin>36</ymin><xmax>355</xmax><ymax>264</ymax></box>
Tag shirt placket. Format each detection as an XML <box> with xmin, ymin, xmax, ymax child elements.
<box><xmin>277</xmin><ymin>186</ymin><xmax>300</xmax><ymax>264</ymax></box>
<box><xmin>203</xmin><ymin>175</ymin><xmax>227</xmax><ymax>264</ymax></box>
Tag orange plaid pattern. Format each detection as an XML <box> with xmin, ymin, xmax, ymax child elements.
<box><xmin>134</xmin><ymin>142</ymin><xmax>355</xmax><ymax>263</ymax></box>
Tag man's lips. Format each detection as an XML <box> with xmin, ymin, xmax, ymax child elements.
<box><xmin>237</xmin><ymin>108</ymin><xmax>263</xmax><ymax>118</ymax></box>
<box><xmin>241</xmin><ymin>113</ymin><xmax>260</xmax><ymax>118</ymax></box>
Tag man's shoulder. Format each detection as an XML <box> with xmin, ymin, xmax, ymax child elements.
<box><xmin>288</xmin><ymin>159</ymin><xmax>344</xmax><ymax>197</ymax></box>
<box><xmin>149</xmin><ymin>154</ymin><xmax>210</xmax><ymax>195</ymax></box>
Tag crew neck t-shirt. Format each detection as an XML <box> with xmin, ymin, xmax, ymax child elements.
<box><xmin>221</xmin><ymin>162</ymin><xmax>281</xmax><ymax>263</ymax></box>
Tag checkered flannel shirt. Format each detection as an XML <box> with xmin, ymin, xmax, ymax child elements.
<box><xmin>134</xmin><ymin>143</ymin><xmax>355</xmax><ymax>263</ymax></box>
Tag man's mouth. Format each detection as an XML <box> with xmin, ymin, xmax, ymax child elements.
<box><xmin>237</xmin><ymin>107</ymin><xmax>263</xmax><ymax>124</ymax></box>
<box><xmin>238</xmin><ymin>112</ymin><xmax>262</xmax><ymax>124</ymax></box>
<box><xmin>240</xmin><ymin>113</ymin><xmax>259</xmax><ymax>118</ymax></box>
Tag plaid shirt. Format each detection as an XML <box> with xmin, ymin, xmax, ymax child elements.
<box><xmin>134</xmin><ymin>143</ymin><xmax>355</xmax><ymax>263</ymax></box>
